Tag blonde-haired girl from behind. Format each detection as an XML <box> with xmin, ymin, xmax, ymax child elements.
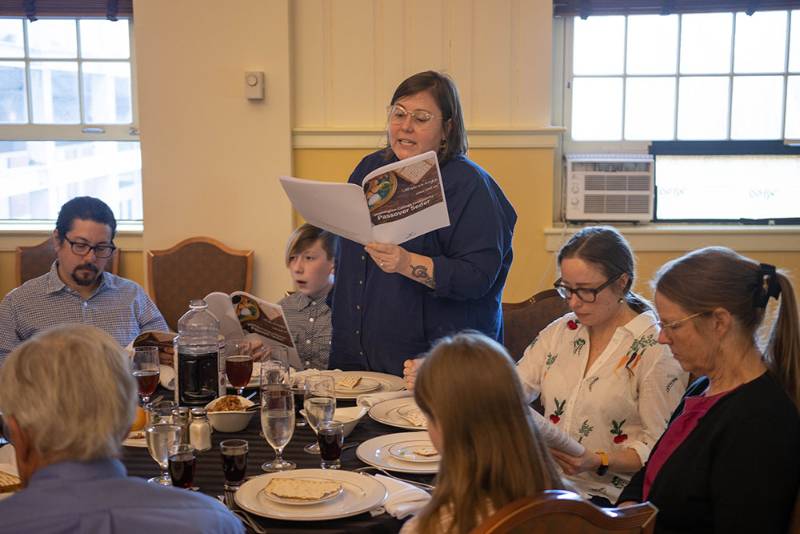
<box><xmin>400</xmin><ymin>331</ymin><xmax>564</xmax><ymax>534</ymax></box>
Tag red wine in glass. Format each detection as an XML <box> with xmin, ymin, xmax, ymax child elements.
<box><xmin>222</xmin><ymin>450</ymin><xmax>248</xmax><ymax>483</ymax></box>
<box><xmin>226</xmin><ymin>355</ymin><xmax>254</xmax><ymax>395</ymax></box>
<box><xmin>133</xmin><ymin>369</ymin><xmax>159</xmax><ymax>399</ymax></box>
<box><xmin>168</xmin><ymin>450</ymin><xmax>196</xmax><ymax>488</ymax></box>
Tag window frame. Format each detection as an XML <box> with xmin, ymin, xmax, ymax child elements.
<box><xmin>554</xmin><ymin>11</ymin><xmax>800</xmax><ymax>225</ymax></box>
<box><xmin>0</xmin><ymin>16</ymin><xmax>139</xmax><ymax>142</ymax></box>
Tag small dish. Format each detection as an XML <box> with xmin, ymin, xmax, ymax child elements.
<box><xmin>388</xmin><ymin>440</ymin><xmax>440</xmax><ymax>463</ymax></box>
<box><xmin>205</xmin><ymin>395</ymin><xmax>255</xmax><ymax>433</ymax></box>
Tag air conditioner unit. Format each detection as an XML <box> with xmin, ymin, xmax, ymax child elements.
<box><xmin>564</xmin><ymin>154</ymin><xmax>654</xmax><ymax>223</ymax></box>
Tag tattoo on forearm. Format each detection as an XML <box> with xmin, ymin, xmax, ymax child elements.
<box><xmin>410</xmin><ymin>264</ymin><xmax>435</xmax><ymax>288</ymax></box>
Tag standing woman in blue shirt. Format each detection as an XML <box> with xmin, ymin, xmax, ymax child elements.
<box><xmin>330</xmin><ymin>71</ymin><xmax>517</xmax><ymax>376</ymax></box>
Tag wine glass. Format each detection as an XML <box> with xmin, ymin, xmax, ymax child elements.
<box><xmin>303</xmin><ymin>375</ymin><xmax>336</xmax><ymax>454</ymax></box>
<box><xmin>225</xmin><ymin>341</ymin><xmax>254</xmax><ymax>396</ymax></box>
<box><xmin>260</xmin><ymin>359</ymin><xmax>289</xmax><ymax>387</ymax></box>
<box><xmin>132</xmin><ymin>346</ymin><xmax>160</xmax><ymax>405</ymax></box>
<box><xmin>145</xmin><ymin>422</ymin><xmax>182</xmax><ymax>485</ymax></box>
<box><xmin>260</xmin><ymin>382</ymin><xmax>295</xmax><ymax>472</ymax></box>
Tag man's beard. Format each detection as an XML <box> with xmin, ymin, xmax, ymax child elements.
<box><xmin>71</xmin><ymin>263</ymin><xmax>100</xmax><ymax>286</ymax></box>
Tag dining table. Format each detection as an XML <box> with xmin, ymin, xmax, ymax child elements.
<box><xmin>122</xmin><ymin>391</ymin><xmax>433</xmax><ymax>534</ymax></box>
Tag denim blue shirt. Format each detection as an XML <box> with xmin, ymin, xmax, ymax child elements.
<box><xmin>0</xmin><ymin>458</ymin><xmax>243</xmax><ymax>534</ymax></box>
<box><xmin>330</xmin><ymin>151</ymin><xmax>517</xmax><ymax>376</ymax></box>
<box><xmin>0</xmin><ymin>262</ymin><xmax>167</xmax><ymax>363</ymax></box>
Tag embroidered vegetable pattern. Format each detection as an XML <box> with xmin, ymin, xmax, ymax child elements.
<box><xmin>611</xmin><ymin>419</ymin><xmax>628</xmax><ymax>444</ymax></box>
<box><xmin>573</xmin><ymin>338</ymin><xmax>586</xmax><ymax>355</ymax></box>
<box><xmin>577</xmin><ymin>419</ymin><xmax>593</xmax><ymax>443</ymax></box>
<box><xmin>587</xmin><ymin>376</ymin><xmax>600</xmax><ymax>391</ymax></box>
<box><xmin>545</xmin><ymin>352</ymin><xmax>558</xmax><ymax>371</ymax></box>
<box><xmin>665</xmin><ymin>376</ymin><xmax>679</xmax><ymax>393</ymax></box>
<box><xmin>549</xmin><ymin>398</ymin><xmax>566</xmax><ymax>424</ymax></box>
<box><xmin>614</xmin><ymin>334</ymin><xmax>658</xmax><ymax>373</ymax></box>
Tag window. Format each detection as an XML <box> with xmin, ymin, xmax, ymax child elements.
<box><xmin>0</xmin><ymin>17</ymin><xmax>140</xmax><ymax>222</ymax></box>
<box><xmin>560</xmin><ymin>9</ymin><xmax>800</xmax><ymax>222</ymax></box>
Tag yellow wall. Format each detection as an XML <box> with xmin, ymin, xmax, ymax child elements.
<box><xmin>133</xmin><ymin>0</ymin><xmax>294</xmax><ymax>302</ymax></box>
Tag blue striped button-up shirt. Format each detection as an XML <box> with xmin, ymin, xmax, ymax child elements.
<box><xmin>0</xmin><ymin>262</ymin><xmax>167</xmax><ymax>362</ymax></box>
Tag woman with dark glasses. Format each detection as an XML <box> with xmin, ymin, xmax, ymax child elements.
<box><xmin>516</xmin><ymin>226</ymin><xmax>687</xmax><ymax>506</ymax></box>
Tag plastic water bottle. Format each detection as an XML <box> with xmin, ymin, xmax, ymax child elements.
<box><xmin>174</xmin><ymin>299</ymin><xmax>222</xmax><ymax>406</ymax></box>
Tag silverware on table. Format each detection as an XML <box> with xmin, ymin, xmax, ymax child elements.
<box><xmin>221</xmin><ymin>489</ymin><xmax>267</xmax><ymax>534</ymax></box>
<box><xmin>354</xmin><ymin>466</ymin><xmax>435</xmax><ymax>492</ymax></box>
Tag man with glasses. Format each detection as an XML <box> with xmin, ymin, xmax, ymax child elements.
<box><xmin>0</xmin><ymin>197</ymin><xmax>167</xmax><ymax>363</ymax></box>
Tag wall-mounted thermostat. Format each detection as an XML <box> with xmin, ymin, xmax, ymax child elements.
<box><xmin>245</xmin><ymin>71</ymin><xmax>265</xmax><ymax>100</ymax></box>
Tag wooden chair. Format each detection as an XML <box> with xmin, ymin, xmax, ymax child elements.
<box><xmin>15</xmin><ymin>237</ymin><xmax>120</xmax><ymax>287</ymax></box>
<box><xmin>502</xmin><ymin>289</ymin><xmax>570</xmax><ymax>362</ymax></box>
<box><xmin>470</xmin><ymin>490</ymin><xmax>658</xmax><ymax>534</ymax></box>
<box><xmin>146</xmin><ymin>237</ymin><xmax>254</xmax><ymax>331</ymax></box>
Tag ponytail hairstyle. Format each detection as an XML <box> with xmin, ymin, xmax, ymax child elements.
<box><xmin>654</xmin><ymin>247</ymin><xmax>800</xmax><ymax>409</ymax></box>
<box><xmin>413</xmin><ymin>332</ymin><xmax>563</xmax><ymax>534</ymax></box>
<box><xmin>557</xmin><ymin>226</ymin><xmax>651</xmax><ymax>314</ymax></box>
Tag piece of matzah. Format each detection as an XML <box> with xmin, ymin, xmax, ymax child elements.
<box><xmin>0</xmin><ymin>470</ymin><xmax>20</xmax><ymax>493</ymax></box>
<box><xmin>264</xmin><ymin>478</ymin><xmax>342</xmax><ymax>501</ymax></box>
<box><xmin>395</xmin><ymin>160</ymin><xmax>433</xmax><ymax>184</ymax></box>
<box><xmin>400</xmin><ymin>409</ymin><xmax>427</xmax><ymax>427</ymax></box>
<box><xmin>337</xmin><ymin>375</ymin><xmax>362</xmax><ymax>389</ymax></box>
<box><xmin>412</xmin><ymin>446</ymin><xmax>438</xmax><ymax>457</ymax></box>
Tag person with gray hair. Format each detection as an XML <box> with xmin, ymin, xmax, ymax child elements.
<box><xmin>0</xmin><ymin>324</ymin><xmax>243</xmax><ymax>534</ymax></box>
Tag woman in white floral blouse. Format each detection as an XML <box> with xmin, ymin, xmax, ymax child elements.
<box><xmin>516</xmin><ymin>226</ymin><xmax>687</xmax><ymax>506</ymax></box>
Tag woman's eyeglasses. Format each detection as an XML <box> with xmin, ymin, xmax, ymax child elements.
<box><xmin>64</xmin><ymin>236</ymin><xmax>116</xmax><ymax>258</ymax></box>
<box><xmin>387</xmin><ymin>104</ymin><xmax>437</xmax><ymax>128</ymax></box>
<box><xmin>553</xmin><ymin>273</ymin><xmax>623</xmax><ymax>303</ymax></box>
<box><xmin>657</xmin><ymin>311</ymin><xmax>708</xmax><ymax>332</ymax></box>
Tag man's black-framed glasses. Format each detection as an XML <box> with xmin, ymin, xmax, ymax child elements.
<box><xmin>553</xmin><ymin>272</ymin><xmax>623</xmax><ymax>303</ymax></box>
<box><xmin>64</xmin><ymin>236</ymin><xmax>116</xmax><ymax>258</ymax></box>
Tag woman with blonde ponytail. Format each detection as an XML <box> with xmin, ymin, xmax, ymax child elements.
<box><xmin>399</xmin><ymin>332</ymin><xmax>564</xmax><ymax>534</ymax></box>
<box><xmin>618</xmin><ymin>246</ymin><xmax>800</xmax><ymax>533</ymax></box>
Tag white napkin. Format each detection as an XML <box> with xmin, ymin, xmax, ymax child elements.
<box><xmin>357</xmin><ymin>390</ymin><xmax>412</xmax><ymax>408</ymax></box>
<box><xmin>373</xmin><ymin>474</ymin><xmax>431</xmax><ymax>519</ymax></box>
<box><xmin>529</xmin><ymin>407</ymin><xmax>585</xmax><ymax>457</ymax></box>
<box><xmin>159</xmin><ymin>364</ymin><xmax>176</xmax><ymax>390</ymax></box>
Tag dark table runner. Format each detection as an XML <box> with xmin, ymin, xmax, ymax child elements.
<box><xmin>123</xmin><ymin>397</ymin><xmax>432</xmax><ymax>533</ymax></box>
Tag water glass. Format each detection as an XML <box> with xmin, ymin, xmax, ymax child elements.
<box><xmin>260</xmin><ymin>359</ymin><xmax>289</xmax><ymax>387</ymax></box>
<box><xmin>226</xmin><ymin>341</ymin><xmax>254</xmax><ymax>396</ymax></box>
<box><xmin>145</xmin><ymin>400</ymin><xmax>177</xmax><ymax>427</ymax></box>
<box><xmin>261</xmin><ymin>383</ymin><xmax>295</xmax><ymax>472</ymax></box>
<box><xmin>132</xmin><ymin>346</ymin><xmax>160</xmax><ymax>405</ymax></box>
<box><xmin>303</xmin><ymin>375</ymin><xmax>336</xmax><ymax>454</ymax></box>
<box><xmin>317</xmin><ymin>421</ymin><xmax>344</xmax><ymax>469</ymax></box>
<box><xmin>220</xmin><ymin>439</ymin><xmax>249</xmax><ymax>489</ymax></box>
<box><xmin>168</xmin><ymin>443</ymin><xmax>197</xmax><ymax>489</ymax></box>
<box><xmin>146</xmin><ymin>423</ymin><xmax>182</xmax><ymax>485</ymax></box>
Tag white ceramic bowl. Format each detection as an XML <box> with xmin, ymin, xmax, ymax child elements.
<box><xmin>301</xmin><ymin>405</ymin><xmax>368</xmax><ymax>438</ymax></box>
<box><xmin>205</xmin><ymin>395</ymin><xmax>255</xmax><ymax>433</ymax></box>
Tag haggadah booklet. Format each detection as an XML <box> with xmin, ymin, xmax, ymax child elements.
<box><xmin>279</xmin><ymin>150</ymin><xmax>450</xmax><ymax>245</ymax></box>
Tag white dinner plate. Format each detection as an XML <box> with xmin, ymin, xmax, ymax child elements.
<box><xmin>122</xmin><ymin>430</ymin><xmax>147</xmax><ymax>448</ymax></box>
<box><xmin>368</xmin><ymin>397</ymin><xmax>427</xmax><ymax>430</ymax></box>
<box><xmin>325</xmin><ymin>371</ymin><xmax>405</xmax><ymax>400</ymax></box>
<box><xmin>260</xmin><ymin>476</ymin><xmax>344</xmax><ymax>506</ymax></box>
<box><xmin>356</xmin><ymin>431</ymin><xmax>439</xmax><ymax>474</ymax></box>
<box><xmin>234</xmin><ymin>469</ymin><xmax>387</xmax><ymax>521</ymax></box>
<box><xmin>387</xmin><ymin>439</ymin><xmax>440</xmax><ymax>463</ymax></box>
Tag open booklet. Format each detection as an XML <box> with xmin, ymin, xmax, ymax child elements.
<box><xmin>279</xmin><ymin>150</ymin><xmax>450</xmax><ymax>245</ymax></box>
<box><xmin>204</xmin><ymin>291</ymin><xmax>303</xmax><ymax>370</ymax></box>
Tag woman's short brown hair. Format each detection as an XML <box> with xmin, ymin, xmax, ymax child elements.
<box><xmin>387</xmin><ymin>70</ymin><xmax>467</xmax><ymax>163</ymax></box>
